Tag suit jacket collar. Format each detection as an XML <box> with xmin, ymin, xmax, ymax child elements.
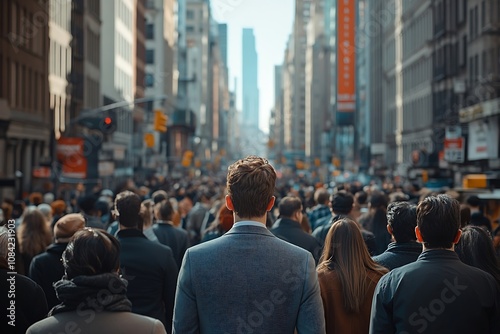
<box><xmin>225</xmin><ymin>223</ymin><xmax>274</xmax><ymax>238</ymax></box>
<box><xmin>116</xmin><ymin>228</ymin><xmax>147</xmax><ymax>239</ymax></box>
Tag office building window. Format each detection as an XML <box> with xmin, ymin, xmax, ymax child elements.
<box><xmin>145</xmin><ymin>73</ymin><xmax>154</xmax><ymax>87</ymax></box>
<box><xmin>146</xmin><ymin>23</ymin><xmax>154</xmax><ymax>39</ymax></box>
<box><xmin>146</xmin><ymin>49</ymin><xmax>154</xmax><ymax>64</ymax></box>
<box><xmin>481</xmin><ymin>1</ymin><xmax>485</xmax><ymax>28</ymax></box>
<box><xmin>187</xmin><ymin>10</ymin><xmax>194</xmax><ymax>19</ymax></box>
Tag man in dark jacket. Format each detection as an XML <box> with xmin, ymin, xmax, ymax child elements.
<box><xmin>370</xmin><ymin>195</ymin><xmax>500</xmax><ymax>334</ymax></box>
<box><xmin>153</xmin><ymin>199</ymin><xmax>189</xmax><ymax>268</ymax></box>
<box><xmin>372</xmin><ymin>201</ymin><xmax>421</xmax><ymax>270</ymax></box>
<box><xmin>115</xmin><ymin>191</ymin><xmax>178</xmax><ymax>332</ymax></box>
<box><xmin>467</xmin><ymin>195</ymin><xmax>492</xmax><ymax>232</ymax></box>
<box><xmin>313</xmin><ymin>191</ymin><xmax>376</xmax><ymax>255</ymax></box>
<box><xmin>29</xmin><ymin>213</ymin><xmax>85</xmax><ymax>309</ymax></box>
<box><xmin>271</xmin><ymin>196</ymin><xmax>322</xmax><ymax>263</ymax></box>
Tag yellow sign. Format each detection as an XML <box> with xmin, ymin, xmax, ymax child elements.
<box><xmin>144</xmin><ymin>133</ymin><xmax>154</xmax><ymax>148</ymax></box>
<box><xmin>153</xmin><ymin>110</ymin><xmax>167</xmax><ymax>132</ymax></box>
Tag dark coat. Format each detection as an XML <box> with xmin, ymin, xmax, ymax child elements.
<box><xmin>29</xmin><ymin>243</ymin><xmax>68</xmax><ymax>309</ymax></box>
<box><xmin>313</xmin><ymin>215</ymin><xmax>377</xmax><ymax>255</ymax></box>
<box><xmin>116</xmin><ymin>229</ymin><xmax>178</xmax><ymax>332</ymax></box>
<box><xmin>372</xmin><ymin>241</ymin><xmax>422</xmax><ymax>270</ymax></box>
<box><xmin>370</xmin><ymin>250</ymin><xmax>500</xmax><ymax>334</ymax></box>
<box><xmin>270</xmin><ymin>217</ymin><xmax>322</xmax><ymax>263</ymax></box>
<box><xmin>1</xmin><ymin>268</ymin><xmax>48</xmax><ymax>334</ymax></box>
<box><xmin>152</xmin><ymin>222</ymin><xmax>189</xmax><ymax>268</ymax></box>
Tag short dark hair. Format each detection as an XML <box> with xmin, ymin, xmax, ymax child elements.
<box><xmin>417</xmin><ymin>195</ymin><xmax>460</xmax><ymax>249</ymax></box>
<box><xmin>227</xmin><ymin>156</ymin><xmax>276</xmax><ymax>219</ymax></box>
<box><xmin>63</xmin><ymin>228</ymin><xmax>120</xmax><ymax>279</ymax></box>
<box><xmin>314</xmin><ymin>189</ymin><xmax>330</xmax><ymax>205</ymax></box>
<box><xmin>354</xmin><ymin>191</ymin><xmax>368</xmax><ymax>205</ymax></box>
<box><xmin>278</xmin><ymin>196</ymin><xmax>302</xmax><ymax>218</ymax></box>
<box><xmin>466</xmin><ymin>195</ymin><xmax>481</xmax><ymax>207</ymax></box>
<box><xmin>460</xmin><ymin>204</ymin><xmax>471</xmax><ymax>228</ymax></box>
<box><xmin>386</xmin><ymin>201</ymin><xmax>417</xmax><ymax>243</ymax></box>
<box><xmin>329</xmin><ymin>191</ymin><xmax>353</xmax><ymax>215</ymax></box>
<box><xmin>155</xmin><ymin>199</ymin><xmax>174</xmax><ymax>221</ymax></box>
<box><xmin>115</xmin><ymin>191</ymin><xmax>142</xmax><ymax>228</ymax></box>
<box><xmin>78</xmin><ymin>195</ymin><xmax>97</xmax><ymax>214</ymax></box>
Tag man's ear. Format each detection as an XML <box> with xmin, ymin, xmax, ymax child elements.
<box><xmin>225</xmin><ymin>195</ymin><xmax>234</xmax><ymax>211</ymax></box>
<box><xmin>453</xmin><ymin>229</ymin><xmax>462</xmax><ymax>244</ymax></box>
<box><xmin>386</xmin><ymin>224</ymin><xmax>393</xmax><ymax>236</ymax></box>
<box><xmin>415</xmin><ymin>226</ymin><xmax>424</xmax><ymax>243</ymax></box>
<box><xmin>266</xmin><ymin>196</ymin><xmax>276</xmax><ymax>212</ymax></box>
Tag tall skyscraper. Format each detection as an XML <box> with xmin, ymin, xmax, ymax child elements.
<box><xmin>242</xmin><ymin>28</ymin><xmax>259</xmax><ymax>129</ymax></box>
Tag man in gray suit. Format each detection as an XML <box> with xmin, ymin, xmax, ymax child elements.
<box><xmin>173</xmin><ymin>156</ymin><xmax>325</xmax><ymax>334</ymax></box>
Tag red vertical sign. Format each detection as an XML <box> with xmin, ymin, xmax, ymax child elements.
<box><xmin>337</xmin><ymin>0</ymin><xmax>356</xmax><ymax>125</ymax></box>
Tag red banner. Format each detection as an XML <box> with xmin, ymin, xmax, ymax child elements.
<box><xmin>337</xmin><ymin>0</ymin><xmax>356</xmax><ymax>124</ymax></box>
<box><xmin>57</xmin><ymin>137</ymin><xmax>87</xmax><ymax>179</ymax></box>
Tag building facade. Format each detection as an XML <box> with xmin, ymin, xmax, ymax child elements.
<box><xmin>0</xmin><ymin>0</ymin><xmax>51</xmax><ymax>198</ymax></box>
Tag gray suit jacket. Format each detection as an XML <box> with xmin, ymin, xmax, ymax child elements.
<box><xmin>173</xmin><ymin>223</ymin><xmax>326</xmax><ymax>334</ymax></box>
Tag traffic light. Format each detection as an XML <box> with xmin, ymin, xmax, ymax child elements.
<box><xmin>144</xmin><ymin>133</ymin><xmax>155</xmax><ymax>148</ymax></box>
<box><xmin>154</xmin><ymin>110</ymin><xmax>168</xmax><ymax>132</ymax></box>
<box><xmin>77</xmin><ymin>111</ymin><xmax>117</xmax><ymax>135</ymax></box>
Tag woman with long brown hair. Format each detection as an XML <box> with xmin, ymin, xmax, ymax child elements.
<box><xmin>18</xmin><ymin>209</ymin><xmax>53</xmax><ymax>274</ymax></box>
<box><xmin>317</xmin><ymin>218</ymin><xmax>388</xmax><ymax>334</ymax></box>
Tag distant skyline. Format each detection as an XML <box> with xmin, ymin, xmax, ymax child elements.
<box><xmin>242</xmin><ymin>28</ymin><xmax>259</xmax><ymax>129</ymax></box>
<box><xmin>213</xmin><ymin>0</ymin><xmax>295</xmax><ymax>133</ymax></box>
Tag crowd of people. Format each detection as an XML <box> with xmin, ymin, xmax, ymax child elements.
<box><xmin>1</xmin><ymin>155</ymin><xmax>500</xmax><ymax>333</ymax></box>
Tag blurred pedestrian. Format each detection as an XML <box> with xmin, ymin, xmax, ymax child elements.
<box><xmin>27</xmin><ymin>228</ymin><xmax>166</xmax><ymax>334</ymax></box>
<box><xmin>29</xmin><ymin>213</ymin><xmax>86</xmax><ymax>309</ymax></box>
<box><xmin>0</xmin><ymin>227</ymin><xmax>48</xmax><ymax>334</ymax></box>
<box><xmin>17</xmin><ymin>209</ymin><xmax>52</xmax><ymax>275</ymax></box>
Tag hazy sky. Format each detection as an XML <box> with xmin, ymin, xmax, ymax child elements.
<box><xmin>213</xmin><ymin>0</ymin><xmax>295</xmax><ymax>133</ymax></box>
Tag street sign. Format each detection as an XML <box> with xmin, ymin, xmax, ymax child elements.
<box><xmin>444</xmin><ymin>137</ymin><xmax>464</xmax><ymax>163</ymax></box>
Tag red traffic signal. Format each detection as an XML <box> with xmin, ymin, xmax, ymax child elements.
<box><xmin>104</xmin><ymin>117</ymin><xmax>112</xmax><ymax>125</ymax></box>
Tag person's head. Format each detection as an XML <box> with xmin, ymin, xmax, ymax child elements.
<box><xmin>37</xmin><ymin>203</ymin><xmax>53</xmax><ymax>223</ymax></box>
<box><xmin>466</xmin><ymin>195</ymin><xmax>481</xmax><ymax>208</ymax></box>
<box><xmin>329</xmin><ymin>191</ymin><xmax>354</xmax><ymax>215</ymax></box>
<box><xmin>17</xmin><ymin>209</ymin><xmax>52</xmax><ymax>257</ymax></box>
<box><xmin>354</xmin><ymin>191</ymin><xmax>368</xmax><ymax>206</ymax></box>
<box><xmin>460</xmin><ymin>204</ymin><xmax>471</xmax><ymax>228</ymax></box>
<box><xmin>416</xmin><ymin>194</ymin><xmax>461</xmax><ymax>249</ymax></box>
<box><xmin>29</xmin><ymin>192</ymin><xmax>43</xmax><ymax>206</ymax></box>
<box><xmin>154</xmin><ymin>199</ymin><xmax>174</xmax><ymax>222</ymax></box>
<box><xmin>152</xmin><ymin>190</ymin><xmax>168</xmax><ymax>204</ymax></box>
<box><xmin>278</xmin><ymin>196</ymin><xmax>303</xmax><ymax>222</ymax></box>
<box><xmin>62</xmin><ymin>228</ymin><xmax>121</xmax><ymax>279</ymax></box>
<box><xmin>141</xmin><ymin>199</ymin><xmax>154</xmax><ymax>228</ymax></box>
<box><xmin>53</xmin><ymin>213</ymin><xmax>86</xmax><ymax>243</ymax></box>
<box><xmin>226</xmin><ymin>156</ymin><xmax>276</xmax><ymax>220</ymax></box>
<box><xmin>78</xmin><ymin>195</ymin><xmax>98</xmax><ymax>215</ymax></box>
<box><xmin>318</xmin><ymin>218</ymin><xmax>388</xmax><ymax>312</ymax></box>
<box><xmin>455</xmin><ymin>226</ymin><xmax>500</xmax><ymax>286</ymax></box>
<box><xmin>51</xmin><ymin>200</ymin><xmax>66</xmax><ymax>216</ymax></box>
<box><xmin>114</xmin><ymin>191</ymin><xmax>142</xmax><ymax>229</ymax></box>
<box><xmin>196</xmin><ymin>186</ymin><xmax>217</xmax><ymax>205</ymax></box>
<box><xmin>386</xmin><ymin>201</ymin><xmax>417</xmax><ymax>243</ymax></box>
<box><xmin>369</xmin><ymin>191</ymin><xmax>388</xmax><ymax>210</ymax></box>
<box><xmin>314</xmin><ymin>188</ymin><xmax>329</xmax><ymax>205</ymax></box>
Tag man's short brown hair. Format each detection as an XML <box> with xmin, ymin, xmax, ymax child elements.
<box><xmin>227</xmin><ymin>156</ymin><xmax>276</xmax><ymax>219</ymax></box>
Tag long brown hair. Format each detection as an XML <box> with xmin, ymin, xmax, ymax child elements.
<box><xmin>18</xmin><ymin>209</ymin><xmax>52</xmax><ymax>257</ymax></box>
<box><xmin>318</xmin><ymin>218</ymin><xmax>388</xmax><ymax>313</ymax></box>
